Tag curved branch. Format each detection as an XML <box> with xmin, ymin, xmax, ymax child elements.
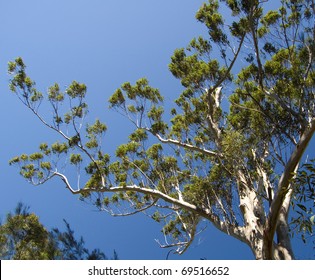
<box><xmin>36</xmin><ymin>110</ymin><xmax>103</xmax><ymax>178</ymax></box>
<box><xmin>106</xmin><ymin>198</ymin><xmax>159</xmax><ymax>217</ymax></box>
<box><xmin>208</xmin><ymin>33</ymin><xmax>245</xmax><ymax>95</ymax></box>
<box><xmin>153</xmin><ymin>132</ymin><xmax>219</xmax><ymax>157</ymax></box>
<box><xmin>55</xmin><ymin>175</ymin><xmax>247</xmax><ymax>244</ymax></box>
<box><xmin>264</xmin><ymin>118</ymin><xmax>315</xmax><ymax>259</ymax></box>
<box><xmin>52</xmin><ymin>171</ymin><xmax>81</xmax><ymax>194</ymax></box>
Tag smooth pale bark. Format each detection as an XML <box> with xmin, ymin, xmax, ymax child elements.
<box><xmin>263</xmin><ymin>118</ymin><xmax>315</xmax><ymax>259</ymax></box>
<box><xmin>49</xmin><ymin>109</ymin><xmax>315</xmax><ymax>260</ymax></box>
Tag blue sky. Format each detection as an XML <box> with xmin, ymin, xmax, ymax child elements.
<box><xmin>0</xmin><ymin>0</ymin><xmax>313</xmax><ymax>259</ymax></box>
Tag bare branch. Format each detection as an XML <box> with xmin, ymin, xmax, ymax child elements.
<box><xmin>153</xmin><ymin>133</ymin><xmax>219</xmax><ymax>158</ymax></box>
<box><xmin>52</xmin><ymin>171</ymin><xmax>82</xmax><ymax>194</ymax></box>
<box><xmin>106</xmin><ymin>198</ymin><xmax>159</xmax><ymax>217</ymax></box>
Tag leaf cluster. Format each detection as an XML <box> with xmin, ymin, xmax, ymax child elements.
<box><xmin>7</xmin><ymin>0</ymin><xmax>315</xmax><ymax>256</ymax></box>
<box><xmin>291</xmin><ymin>160</ymin><xmax>315</xmax><ymax>244</ymax></box>
<box><xmin>0</xmin><ymin>203</ymin><xmax>117</xmax><ymax>260</ymax></box>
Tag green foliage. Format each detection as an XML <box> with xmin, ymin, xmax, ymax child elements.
<box><xmin>70</xmin><ymin>154</ymin><xmax>83</xmax><ymax>165</ymax></box>
<box><xmin>196</xmin><ymin>0</ymin><xmax>227</xmax><ymax>43</ymax></box>
<box><xmin>8</xmin><ymin>57</ymin><xmax>43</xmax><ymax>108</ymax></box>
<box><xmin>0</xmin><ymin>203</ymin><xmax>118</xmax><ymax>260</ymax></box>
<box><xmin>48</xmin><ymin>83</ymin><xmax>64</xmax><ymax>102</ymax></box>
<box><xmin>52</xmin><ymin>142</ymin><xmax>68</xmax><ymax>154</ymax></box>
<box><xmin>109</xmin><ymin>78</ymin><xmax>163</xmax><ymax>107</ymax></box>
<box><xmin>39</xmin><ymin>143</ymin><xmax>51</xmax><ymax>156</ymax></box>
<box><xmin>7</xmin><ymin>0</ymin><xmax>315</xmax><ymax>258</ymax></box>
<box><xmin>86</xmin><ymin>119</ymin><xmax>107</xmax><ymax>135</ymax></box>
<box><xmin>0</xmin><ymin>203</ymin><xmax>54</xmax><ymax>260</ymax></box>
<box><xmin>65</xmin><ymin>81</ymin><xmax>87</xmax><ymax>98</ymax></box>
<box><xmin>291</xmin><ymin>160</ymin><xmax>315</xmax><ymax>244</ymax></box>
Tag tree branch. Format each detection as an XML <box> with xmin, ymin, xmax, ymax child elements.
<box><xmin>264</xmin><ymin>118</ymin><xmax>315</xmax><ymax>258</ymax></box>
<box><xmin>264</xmin><ymin>89</ymin><xmax>307</xmax><ymax>130</ymax></box>
<box><xmin>56</xmin><ymin>176</ymin><xmax>247</xmax><ymax>244</ymax></box>
<box><xmin>153</xmin><ymin>133</ymin><xmax>219</xmax><ymax>157</ymax></box>
<box><xmin>105</xmin><ymin>198</ymin><xmax>159</xmax><ymax>217</ymax></box>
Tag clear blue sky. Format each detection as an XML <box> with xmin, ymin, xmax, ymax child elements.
<box><xmin>0</xmin><ymin>0</ymin><xmax>312</xmax><ymax>259</ymax></box>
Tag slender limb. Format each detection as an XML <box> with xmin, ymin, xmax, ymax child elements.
<box><xmin>152</xmin><ymin>132</ymin><xmax>219</xmax><ymax>158</ymax></box>
<box><xmin>264</xmin><ymin>118</ymin><xmax>315</xmax><ymax>259</ymax></box>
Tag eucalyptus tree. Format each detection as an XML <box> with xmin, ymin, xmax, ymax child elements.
<box><xmin>8</xmin><ymin>0</ymin><xmax>315</xmax><ymax>259</ymax></box>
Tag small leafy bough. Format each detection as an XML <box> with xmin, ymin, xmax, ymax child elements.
<box><xmin>8</xmin><ymin>0</ymin><xmax>315</xmax><ymax>259</ymax></box>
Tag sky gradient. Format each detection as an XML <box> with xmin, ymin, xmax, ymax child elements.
<box><xmin>0</xmin><ymin>0</ymin><xmax>313</xmax><ymax>259</ymax></box>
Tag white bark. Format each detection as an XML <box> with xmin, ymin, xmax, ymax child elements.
<box><xmin>264</xmin><ymin>118</ymin><xmax>315</xmax><ymax>259</ymax></box>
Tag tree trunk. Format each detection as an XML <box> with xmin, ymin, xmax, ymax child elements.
<box><xmin>248</xmin><ymin>223</ymin><xmax>294</xmax><ymax>259</ymax></box>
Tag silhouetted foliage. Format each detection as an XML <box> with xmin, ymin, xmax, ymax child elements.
<box><xmin>0</xmin><ymin>203</ymin><xmax>118</xmax><ymax>260</ymax></box>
